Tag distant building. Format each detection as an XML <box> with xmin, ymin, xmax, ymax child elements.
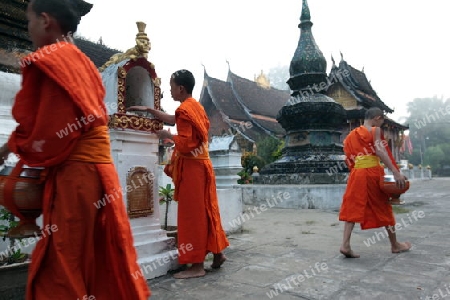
<box><xmin>327</xmin><ymin>55</ymin><xmax>409</xmax><ymax>159</ymax></box>
<box><xmin>0</xmin><ymin>0</ymin><xmax>121</xmax><ymax>73</ymax></box>
<box><xmin>199</xmin><ymin>67</ymin><xmax>289</xmax><ymax>152</ymax></box>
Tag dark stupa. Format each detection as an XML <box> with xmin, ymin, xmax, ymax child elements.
<box><xmin>254</xmin><ymin>0</ymin><xmax>348</xmax><ymax>184</ymax></box>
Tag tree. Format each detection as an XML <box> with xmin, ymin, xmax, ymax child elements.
<box><xmin>158</xmin><ymin>184</ymin><xmax>175</xmax><ymax>231</ymax></box>
<box><xmin>424</xmin><ymin>146</ymin><xmax>445</xmax><ymax>171</ymax></box>
<box><xmin>256</xmin><ymin>136</ymin><xmax>285</xmax><ymax>165</ymax></box>
<box><xmin>405</xmin><ymin>97</ymin><xmax>450</xmax><ymax>174</ymax></box>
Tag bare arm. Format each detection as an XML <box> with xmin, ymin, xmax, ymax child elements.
<box><xmin>374</xmin><ymin>128</ymin><xmax>406</xmax><ymax>185</ymax></box>
<box><xmin>128</xmin><ymin>106</ymin><xmax>175</xmax><ymax>125</ymax></box>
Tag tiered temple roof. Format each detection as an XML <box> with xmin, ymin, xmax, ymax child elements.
<box><xmin>200</xmin><ymin>68</ymin><xmax>289</xmax><ymax>143</ymax></box>
<box><xmin>327</xmin><ymin>55</ymin><xmax>408</xmax><ymax>131</ymax></box>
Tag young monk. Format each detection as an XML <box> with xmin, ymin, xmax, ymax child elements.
<box><xmin>339</xmin><ymin>107</ymin><xmax>412</xmax><ymax>258</ymax></box>
<box><xmin>0</xmin><ymin>0</ymin><xmax>150</xmax><ymax>298</ymax></box>
<box><xmin>129</xmin><ymin>69</ymin><xmax>229</xmax><ymax>279</ymax></box>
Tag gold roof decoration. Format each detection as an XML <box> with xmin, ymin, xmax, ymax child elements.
<box><xmin>99</xmin><ymin>21</ymin><xmax>151</xmax><ymax>72</ymax></box>
<box><xmin>254</xmin><ymin>70</ymin><xmax>271</xmax><ymax>89</ymax></box>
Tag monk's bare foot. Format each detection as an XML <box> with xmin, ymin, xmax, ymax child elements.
<box><xmin>340</xmin><ymin>247</ymin><xmax>360</xmax><ymax>258</ymax></box>
<box><xmin>173</xmin><ymin>263</ymin><xmax>205</xmax><ymax>279</ymax></box>
<box><xmin>392</xmin><ymin>241</ymin><xmax>412</xmax><ymax>254</ymax></box>
<box><xmin>211</xmin><ymin>253</ymin><xmax>227</xmax><ymax>269</ymax></box>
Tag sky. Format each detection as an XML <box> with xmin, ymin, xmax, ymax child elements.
<box><xmin>77</xmin><ymin>0</ymin><xmax>450</xmax><ymax>123</ymax></box>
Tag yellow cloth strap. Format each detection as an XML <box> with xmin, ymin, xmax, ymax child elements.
<box><xmin>354</xmin><ymin>155</ymin><xmax>380</xmax><ymax>169</ymax></box>
<box><xmin>67</xmin><ymin>126</ymin><xmax>113</xmax><ymax>163</ymax></box>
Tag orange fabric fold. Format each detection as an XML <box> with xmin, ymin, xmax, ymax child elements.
<box><xmin>67</xmin><ymin>126</ymin><xmax>113</xmax><ymax>163</ymax></box>
<box><xmin>171</xmin><ymin>98</ymin><xmax>229</xmax><ymax>264</ymax></box>
<box><xmin>339</xmin><ymin>126</ymin><xmax>396</xmax><ymax>230</ymax></box>
<box><xmin>7</xmin><ymin>42</ymin><xmax>150</xmax><ymax>299</ymax></box>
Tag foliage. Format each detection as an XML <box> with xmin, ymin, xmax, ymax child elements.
<box><xmin>256</xmin><ymin>136</ymin><xmax>284</xmax><ymax>166</ymax></box>
<box><xmin>0</xmin><ymin>208</ymin><xmax>26</xmax><ymax>265</ymax></box>
<box><xmin>237</xmin><ymin>169</ymin><xmax>253</xmax><ymax>184</ymax></box>
<box><xmin>237</xmin><ymin>152</ymin><xmax>264</xmax><ymax>184</ymax></box>
<box><xmin>404</xmin><ymin>97</ymin><xmax>450</xmax><ymax>175</ymax></box>
<box><xmin>272</xmin><ymin>140</ymin><xmax>285</xmax><ymax>161</ymax></box>
<box><xmin>159</xmin><ymin>184</ymin><xmax>175</xmax><ymax>231</ymax></box>
<box><xmin>0</xmin><ymin>208</ymin><xmax>17</xmax><ymax>237</ymax></box>
<box><xmin>236</xmin><ymin>137</ymin><xmax>284</xmax><ymax>184</ymax></box>
<box><xmin>424</xmin><ymin>146</ymin><xmax>445</xmax><ymax>171</ymax></box>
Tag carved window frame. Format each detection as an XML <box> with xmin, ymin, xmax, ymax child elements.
<box><xmin>108</xmin><ymin>57</ymin><xmax>164</xmax><ymax>132</ymax></box>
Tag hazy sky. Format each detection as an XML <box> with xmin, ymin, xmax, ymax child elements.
<box><xmin>77</xmin><ymin>0</ymin><xmax>449</xmax><ymax>123</ymax></box>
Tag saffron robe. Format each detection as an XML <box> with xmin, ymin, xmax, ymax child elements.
<box><xmin>171</xmin><ymin>98</ymin><xmax>229</xmax><ymax>264</ymax></box>
<box><xmin>8</xmin><ymin>42</ymin><xmax>150</xmax><ymax>300</ymax></box>
<box><xmin>339</xmin><ymin>126</ymin><xmax>397</xmax><ymax>230</ymax></box>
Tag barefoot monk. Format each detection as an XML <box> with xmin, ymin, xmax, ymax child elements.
<box><xmin>0</xmin><ymin>0</ymin><xmax>150</xmax><ymax>298</ymax></box>
<box><xmin>129</xmin><ymin>69</ymin><xmax>229</xmax><ymax>279</ymax></box>
<box><xmin>339</xmin><ymin>107</ymin><xmax>411</xmax><ymax>258</ymax></box>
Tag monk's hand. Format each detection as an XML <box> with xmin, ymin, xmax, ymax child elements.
<box><xmin>155</xmin><ymin>129</ymin><xmax>172</xmax><ymax>140</ymax></box>
<box><xmin>393</xmin><ymin>171</ymin><xmax>406</xmax><ymax>188</ymax></box>
<box><xmin>127</xmin><ymin>106</ymin><xmax>148</xmax><ymax>112</ymax></box>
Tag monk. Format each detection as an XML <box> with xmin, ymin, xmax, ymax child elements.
<box><xmin>0</xmin><ymin>0</ymin><xmax>150</xmax><ymax>299</ymax></box>
<box><xmin>339</xmin><ymin>107</ymin><xmax>412</xmax><ymax>258</ymax></box>
<box><xmin>129</xmin><ymin>69</ymin><xmax>229</xmax><ymax>279</ymax></box>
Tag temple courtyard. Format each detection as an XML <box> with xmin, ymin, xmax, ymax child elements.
<box><xmin>149</xmin><ymin>177</ymin><xmax>450</xmax><ymax>300</ymax></box>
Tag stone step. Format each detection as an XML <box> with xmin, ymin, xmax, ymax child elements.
<box><xmin>136</xmin><ymin>250</ymin><xmax>179</xmax><ymax>279</ymax></box>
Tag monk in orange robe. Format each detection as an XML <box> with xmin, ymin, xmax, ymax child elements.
<box><xmin>339</xmin><ymin>107</ymin><xmax>411</xmax><ymax>258</ymax></box>
<box><xmin>129</xmin><ymin>69</ymin><xmax>229</xmax><ymax>279</ymax></box>
<box><xmin>0</xmin><ymin>0</ymin><xmax>150</xmax><ymax>299</ymax></box>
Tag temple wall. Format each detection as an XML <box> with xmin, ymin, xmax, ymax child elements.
<box><xmin>0</xmin><ymin>72</ymin><xmax>20</xmax><ymax>145</ymax></box>
<box><xmin>327</xmin><ymin>84</ymin><xmax>357</xmax><ymax>109</ymax></box>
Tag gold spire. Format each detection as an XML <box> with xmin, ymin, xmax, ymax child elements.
<box><xmin>255</xmin><ymin>70</ymin><xmax>270</xmax><ymax>89</ymax></box>
<box><xmin>99</xmin><ymin>21</ymin><xmax>151</xmax><ymax>72</ymax></box>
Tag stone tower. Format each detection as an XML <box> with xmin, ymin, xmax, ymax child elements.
<box><xmin>254</xmin><ymin>0</ymin><xmax>348</xmax><ymax>184</ymax></box>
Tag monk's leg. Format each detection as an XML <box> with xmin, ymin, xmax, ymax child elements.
<box><xmin>174</xmin><ymin>161</ymin><xmax>207</xmax><ymax>279</ymax></box>
<box><xmin>32</xmin><ymin>163</ymin><xmax>107</xmax><ymax>299</ymax></box>
<box><xmin>211</xmin><ymin>252</ymin><xmax>227</xmax><ymax>269</ymax></box>
<box><xmin>385</xmin><ymin>226</ymin><xmax>412</xmax><ymax>253</ymax></box>
<box><xmin>340</xmin><ymin>222</ymin><xmax>360</xmax><ymax>258</ymax></box>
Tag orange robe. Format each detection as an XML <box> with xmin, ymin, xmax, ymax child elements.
<box><xmin>8</xmin><ymin>42</ymin><xmax>150</xmax><ymax>299</ymax></box>
<box><xmin>171</xmin><ymin>98</ymin><xmax>229</xmax><ymax>264</ymax></box>
<box><xmin>339</xmin><ymin>126</ymin><xmax>397</xmax><ymax>230</ymax></box>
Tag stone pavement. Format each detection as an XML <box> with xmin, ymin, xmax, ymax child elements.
<box><xmin>148</xmin><ymin>177</ymin><xmax>450</xmax><ymax>300</ymax></box>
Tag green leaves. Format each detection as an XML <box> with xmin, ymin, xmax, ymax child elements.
<box><xmin>158</xmin><ymin>183</ymin><xmax>175</xmax><ymax>203</ymax></box>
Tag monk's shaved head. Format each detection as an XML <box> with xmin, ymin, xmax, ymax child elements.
<box><xmin>30</xmin><ymin>0</ymin><xmax>80</xmax><ymax>35</ymax></box>
<box><xmin>171</xmin><ymin>70</ymin><xmax>195</xmax><ymax>94</ymax></box>
<box><xmin>365</xmin><ymin>107</ymin><xmax>384</xmax><ymax>120</ymax></box>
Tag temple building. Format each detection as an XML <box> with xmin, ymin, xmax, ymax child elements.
<box><xmin>0</xmin><ymin>0</ymin><xmax>120</xmax><ymax>145</ymax></box>
<box><xmin>199</xmin><ymin>67</ymin><xmax>289</xmax><ymax>151</ymax></box>
<box><xmin>326</xmin><ymin>55</ymin><xmax>408</xmax><ymax>159</ymax></box>
<box><xmin>201</xmin><ymin>26</ymin><xmax>407</xmax><ymax>163</ymax></box>
<box><xmin>0</xmin><ymin>0</ymin><xmax>120</xmax><ymax>73</ymax></box>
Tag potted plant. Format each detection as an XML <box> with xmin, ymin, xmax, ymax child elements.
<box><xmin>159</xmin><ymin>184</ymin><xmax>177</xmax><ymax>244</ymax></box>
<box><xmin>0</xmin><ymin>208</ymin><xmax>30</xmax><ymax>298</ymax></box>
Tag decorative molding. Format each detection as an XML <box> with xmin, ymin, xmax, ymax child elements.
<box><xmin>108</xmin><ymin>113</ymin><xmax>163</xmax><ymax>132</ymax></box>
